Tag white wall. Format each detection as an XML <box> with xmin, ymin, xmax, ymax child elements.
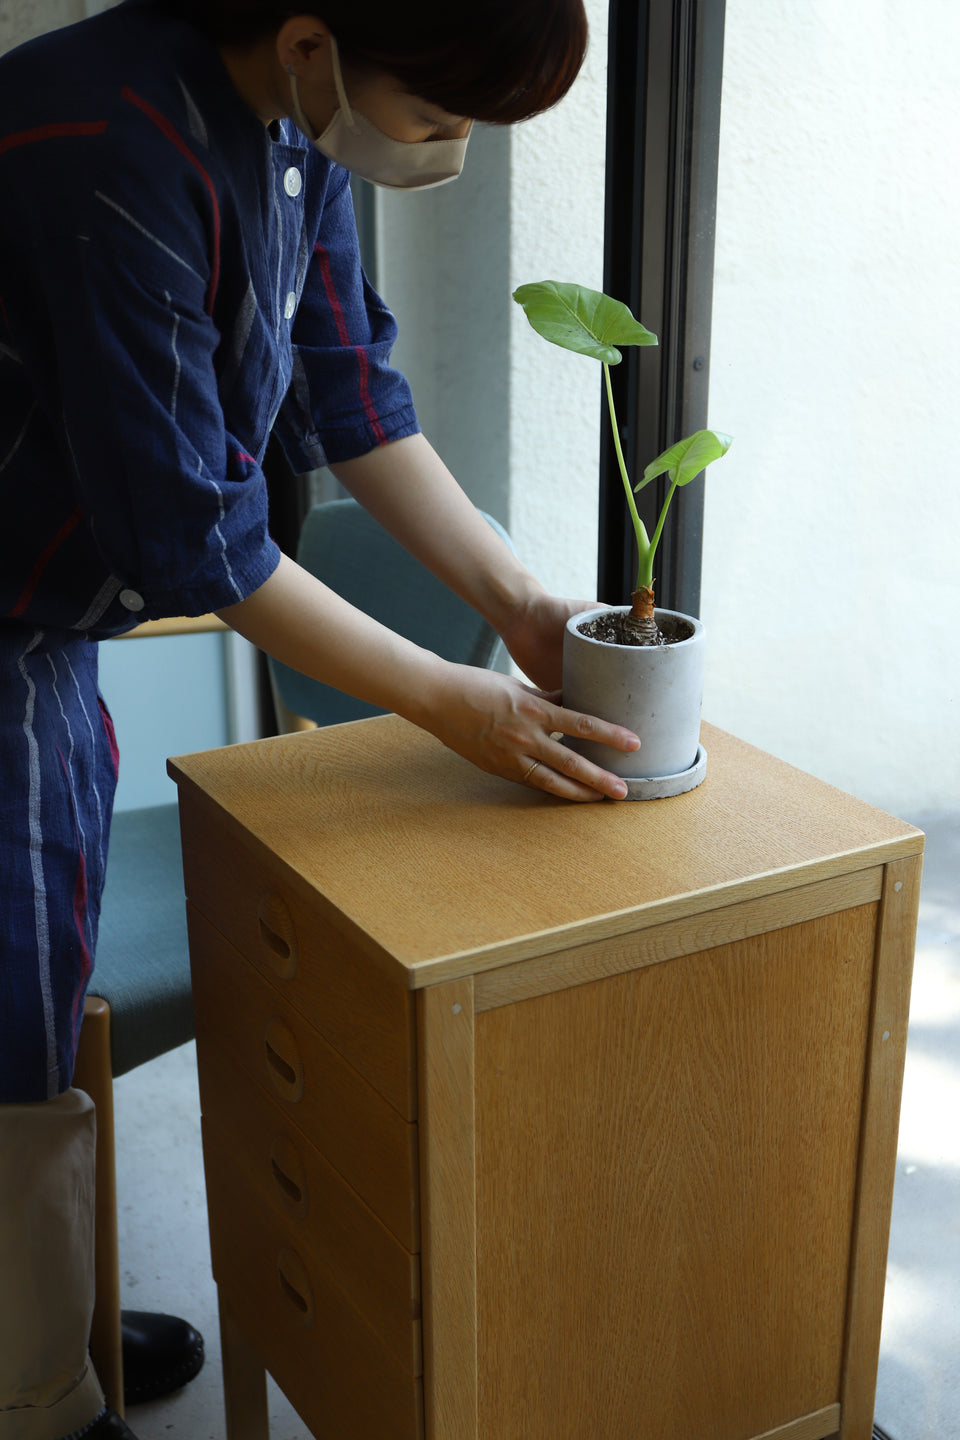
<box><xmin>376</xmin><ymin>127</ymin><xmax>514</xmax><ymax>525</ymax></box>
<box><xmin>0</xmin><ymin>0</ymin><xmax>81</xmax><ymax>53</ymax></box>
<box><xmin>504</xmin><ymin>3</ymin><xmax>608</xmax><ymax>604</ymax></box>
<box><xmin>703</xmin><ymin>0</ymin><xmax>960</xmax><ymax>813</ymax></box>
<box><xmin>0</xmin><ymin>0</ymin><xmax>113</xmax><ymax>54</ymax></box>
<box><xmin>378</xmin><ymin>0</ymin><xmax>609</xmax><ymax>604</ymax></box>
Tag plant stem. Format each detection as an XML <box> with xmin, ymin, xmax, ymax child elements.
<box><xmin>641</xmin><ymin>479</ymin><xmax>680</xmax><ymax>589</ymax></box>
<box><xmin>603</xmin><ymin>363</ymin><xmax>649</xmax><ymax>590</ymax></box>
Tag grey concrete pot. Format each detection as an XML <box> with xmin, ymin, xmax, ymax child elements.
<box><xmin>562</xmin><ymin>606</ymin><xmax>707</xmax><ymax>800</ymax></box>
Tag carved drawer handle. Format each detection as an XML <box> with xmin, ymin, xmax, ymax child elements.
<box><xmin>269</xmin><ymin>1135</ymin><xmax>309</xmax><ymax>1218</ymax></box>
<box><xmin>263</xmin><ymin>1018</ymin><xmax>305</xmax><ymax>1103</ymax></box>
<box><xmin>257</xmin><ymin>892</ymin><xmax>299</xmax><ymax>979</ymax></box>
<box><xmin>276</xmin><ymin>1247</ymin><xmax>315</xmax><ymax>1328</ymax></box>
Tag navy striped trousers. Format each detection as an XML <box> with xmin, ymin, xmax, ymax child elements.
<box><xmin>0</xmin><ymin>626</ymin><xmax>117</xmax><ymax>1102</ymax></box>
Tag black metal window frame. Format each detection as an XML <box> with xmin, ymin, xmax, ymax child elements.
<box><xmin>599</xmin><ymin>0</ymin><xmax>726</xmax><ymax>616</ymax></box>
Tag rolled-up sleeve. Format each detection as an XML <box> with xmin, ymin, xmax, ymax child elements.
<box><xmin>274</xmin><ymin>172</ymin><xmax>419</xmax><ymax>474</ymax></box>
<box><xmin>39</xmin><ymin>225</ymin><xmax>280</xmax><ymax>620</ymax></box>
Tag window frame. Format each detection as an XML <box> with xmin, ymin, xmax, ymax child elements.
<box><xmin>598</xmin><ymin>0</ymin><xmax>726</xmax><ymax>616</ymax></box>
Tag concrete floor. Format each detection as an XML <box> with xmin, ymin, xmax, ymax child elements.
<box><xmin>872</xmin><ymin>811</ymin><xmax>960</xmax><ymax>1439</ymax></box>
<box><xmin>113</xmin><ymin>811</ymin><xmax>960</xmax><ymax>1440</ymax></box>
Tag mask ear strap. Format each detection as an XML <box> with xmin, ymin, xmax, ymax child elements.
<box><xmin>327</xmin><ymin>33</ymin><xmax>361</xmax><ymax>135</ymax></box>
<box><xmin>286</xmin><ymin>70</ymin><xmax>317</xmax><ymax>142</ymax></box>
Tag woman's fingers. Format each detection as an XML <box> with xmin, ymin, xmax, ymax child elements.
<box><xmin>525</xmin><ymin>689</ymin><xmax>640</xmax><ymax>757</ymax></box>
<box><xmin>548</xmin><ymin>702</ymin><xmax>642</xmax><ymax>755</ymax></box>
<box><xmin>522</xmin><ymin>759</ymin><xmax>626</xmax><ymax>802</ymax></box>
<box><xmin>514</xmin><ymin>703</ymin><xmax>641</xmax><ymax>801</ymax></box>
<box><xmin>425</xmin><ymin>667</ymin><xmax>639</xmax><ymax>802</ymax></box>
<box><xmin>523</xmin><ymin>740</ymin><xmax>628</xmax><ymax>802</ymax></box>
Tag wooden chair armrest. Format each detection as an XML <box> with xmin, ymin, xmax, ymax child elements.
<box><xmin>111</xmin><ymin>615</ymin><xmax>230</xmax><ymax>639</ymax></box>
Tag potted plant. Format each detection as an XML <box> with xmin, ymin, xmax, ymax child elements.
<box><xmin>513</xmin><ymin>280</ymin><xmax>732</xmax><ymax>798</ymax></box>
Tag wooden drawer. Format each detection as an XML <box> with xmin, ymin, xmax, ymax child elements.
<box><xmin>189</xmin><ymin>903</ymin><xmax>420</xmax><ymax>1250</ymax></box>
<box><xmin>179</xmin><ymin>794</ymin><xmax>417</xmax><ymax>1119</ymax></box>
<box><xmin>205</xmin><ymin>1130</ymin><xmax>423</xmax><ymax>1440</ymax></box>
<box><xmin>198</xmin><ymin>1045</ymin><xmax>422</xmax><ymax>1374</ymax></box>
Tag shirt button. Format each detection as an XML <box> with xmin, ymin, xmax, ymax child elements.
<box><xmin>283</xmin><ymin>167</ymin><xmax>302</xmax><ymax>198</ymax></box>
<box><xmin>284</xmin><ymin>291</ymin><xmax>297</xmax><ymax>320</ymax></box>
<box><xmin>119</xmin><ymin>588</ymin><xmax>145</xmax><ymax>612</ymax></box>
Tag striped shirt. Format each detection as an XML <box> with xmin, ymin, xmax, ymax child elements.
<box><xmin>0</xmin><ymin>0</ymin><xmax>418</xmax><ymax>636</ymax></box>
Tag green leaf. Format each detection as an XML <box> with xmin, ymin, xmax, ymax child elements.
<box><xmin>512</xmin><ymin>281</ymin><xmax>657</xmax><ymax>365</ymax></box>
<box><xmin>635</xmin><ymin>429</ymin><xmax>733</xmax><ymax>492</ymax></box>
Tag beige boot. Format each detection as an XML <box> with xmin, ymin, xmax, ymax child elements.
<box><xmin>0</xmin><ymin>1090</ymin><xmax>105</xmax><ymax>1440</ymax></box>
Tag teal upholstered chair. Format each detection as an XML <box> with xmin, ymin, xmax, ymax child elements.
<box><xmin>74</xmin><ymin>501</ymin><xmax>510</xmax><ymax>1413</ymax></box>
<box><xmin>269</xmin><ymin>497</ymin><xmax>509</xmax><ymax>726</ymax></box>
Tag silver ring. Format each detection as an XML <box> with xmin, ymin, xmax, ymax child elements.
<box><xmin>521</xmin><ymin>759</ymin><xmax>542</xmax><ymax>784</ymax></box>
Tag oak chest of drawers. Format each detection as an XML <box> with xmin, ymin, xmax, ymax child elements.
<box><xmin>169</xmin><ymin>716</ymin><xmax>923</xmax><ymax>1440</ymax></box>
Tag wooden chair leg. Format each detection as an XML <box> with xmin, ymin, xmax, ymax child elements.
<box><xmin>219</xmin><ymin>1291</ymin><xmax>269</xmax><ymax>1440</ymax></box>
<box><xmin>74</xmin><ymin>995</ymin><xmax>125</xmax><ymax>1418</ymax></box>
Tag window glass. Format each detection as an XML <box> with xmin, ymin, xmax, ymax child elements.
<box><xmin>704</xmin><ymin>0</ymin><xmax>960</xmax><ymax>812</ymax></box>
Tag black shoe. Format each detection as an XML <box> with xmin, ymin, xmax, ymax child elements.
<box><xmin>80</xmin><ymin>1409</ymin><xmax>139</xmax><ymax>1438</ymax></box>
<box><xmin>121</xmin><ymin>1310</ymin><xmax>204</xmax><ymax>1407</ymax></box>
<box><xmin>873</xmin><ymin>1426</ymin><xmax>897</xmax><ymax>1440</ymax></box>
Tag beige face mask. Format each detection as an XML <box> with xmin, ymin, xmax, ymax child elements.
<box><xmin>288</xmin><ymin>36</ymin><xmax>471</xmax><ymax>190</ymax></box>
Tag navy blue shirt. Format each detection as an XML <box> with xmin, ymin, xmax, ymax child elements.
<box><xmin>0</xmin><ymin>0</ymin><xmax>419</xmax><ymax>636</ymax></box>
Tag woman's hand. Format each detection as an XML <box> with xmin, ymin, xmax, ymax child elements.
<box><xmin>498</xmin><ymin>591</ymin><xmax>600</xmax><ymax>692</ymax></box>
<box><xmin>414</xmin><ymin>662</ymin><xmax>639</xmax><ymax>803</ymax></box>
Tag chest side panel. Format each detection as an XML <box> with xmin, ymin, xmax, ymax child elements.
<box><xmin>474</xmin><ymin>904</ymin><xmax>878</xmax><ymax>1440</ymax></box>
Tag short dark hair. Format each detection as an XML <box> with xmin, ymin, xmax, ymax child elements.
<box><xmin>154</xmin><ymin>0</ymin><xmax>589</xmax><ymax>123</ymax></box>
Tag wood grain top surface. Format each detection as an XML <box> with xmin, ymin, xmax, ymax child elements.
<box><xmin>168</xmin><ymin>717</ymin><xmax>923</xmax><ymax>987</ymax></box>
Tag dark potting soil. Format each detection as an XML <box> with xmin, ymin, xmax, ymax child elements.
<box><xmin>577</xmin><ymin>612</ymin><xmax>694</xmax><ymax>647</ymax></box>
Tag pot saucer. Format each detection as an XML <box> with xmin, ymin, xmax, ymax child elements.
<box><xmin>622</xmin><ymin>745</ymin><xmax>707</xmax><ymax>801</ymax></box>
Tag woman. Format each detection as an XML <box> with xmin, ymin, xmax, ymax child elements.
<box><xmin>0</xmin><ymin>3</ymin><xmax>638</xmax><ymax>1436</ymax></box>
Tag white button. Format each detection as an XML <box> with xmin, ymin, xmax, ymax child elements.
<box><xmin>283</xmin><ymin>167</ymin><xmax>302</xmax><ymax>197</ymax></box>
<box><xmin>119</xmin><ymin>588</ymin><xmax>145</xmax><ymax>612</ymax></box>
<box><xmin>284</xmin><ymin>291</ymin><xmax>297</xmax><ymax>320</ymax></box>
